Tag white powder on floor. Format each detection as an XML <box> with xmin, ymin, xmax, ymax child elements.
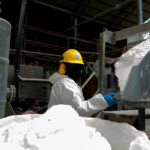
<box><xmin>115</xmin><ymin>37</ymin><xmax>150</xmax><ymax>93</ymax></box>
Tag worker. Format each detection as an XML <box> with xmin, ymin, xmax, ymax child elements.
<box><xmin>48</xmin><ymin>49</ymin><xmax>119</xmax><ymax>117</ymax></box>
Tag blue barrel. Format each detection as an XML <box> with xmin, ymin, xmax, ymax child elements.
<box><xmin>0</xmin><ymin>18</ymin><xmax>11</xmax><ymax>118</ymax></box>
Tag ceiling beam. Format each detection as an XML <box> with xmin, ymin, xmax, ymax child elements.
<box><xmin>108</xmin><ymin>1</ymin><xmax>137</xmax><ymax>29</ymax></box>
<box><xmin>79</xmin><ymin>0</ymin><xmax>93</xmax><ymax>19</ymax></box>
<box><xmin>115</xmin><ymin>4</ymin><xmax>137</xmax><ymax>29</ymax></box>
<box><xmin>73</xmin><ymin>0</ymin><xmax>137</xmax><ymax>25</ymax></box>
<box><xmin>120</xmin><ymin>0</ymin><xmax>150</xmax><ymax>14</ymax></box>
<box><xmin>72</xmin><ymin>0</ymin><xmax>94</xmax><ymax>21</ymax></box>
<box><xmin>33</xmin><ymin>0</ymin><xmax>127</xmax><ymax>28</ymax></box>
<box><xmin>72</xmin><ymin>0</ymin><xmax>87</xmax><ymax>18</ymax></box>
<box><xmin>97</xmin><ymin>0</ymin><xmax>148</xmax><ymax>20</ymax></box>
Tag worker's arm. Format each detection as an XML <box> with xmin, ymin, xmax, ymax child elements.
<box><xmin>76</xmin><ymin>93</ymin><xmax>108</xmax><ymax>117</ymax></box>
<box><xmin>55</xmin><ymin>78</ymin><xmax>108</xmax><ymax>117</ymax></box>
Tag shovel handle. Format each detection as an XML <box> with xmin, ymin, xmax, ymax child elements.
<box><xmin>111</xmin><ymin>95</ymin><xmax>118</xmax><ymax>100</ymax></box>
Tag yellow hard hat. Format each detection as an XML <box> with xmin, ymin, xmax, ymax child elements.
<box><xmin>60</xmin><ymin>49</ymin><xmax>84</xmax><ymax>64</ymax></box>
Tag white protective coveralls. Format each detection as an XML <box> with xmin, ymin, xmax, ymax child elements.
<box><xmin>48</xmin><ymin>73</ymin><xmax>108</xmax><ymax>117</ymax></box>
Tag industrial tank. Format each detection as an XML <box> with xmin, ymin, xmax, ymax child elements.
<box><xmin>0</xmin><ymin>18</ymin><xmax>11</xmax><ymax>118</ymax></box>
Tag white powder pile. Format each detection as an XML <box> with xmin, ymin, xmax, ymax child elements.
<box><xmin>84</xmin><ymin>117</ymin><xmax>150</xmax><ymax>150</ymax></box>
<box><xmin>0</xmin><ymin>105</ymin><xmax>150</xmax><ymax>150</ymax></box>
<box><xmin>115</xmin><ymin>37</ymin><xmax>150</xmax><ymax>93</ymax></box>
<box><xmin>0</xmin><ymin>105</ymin><xmax>111</xmax><ymax>150</ymax></box>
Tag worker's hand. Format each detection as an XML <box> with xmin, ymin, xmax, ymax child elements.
<box><xmin>103</xmin><ymin>93</ymin><xmax>119</xmax><ymax>106</ymax></box>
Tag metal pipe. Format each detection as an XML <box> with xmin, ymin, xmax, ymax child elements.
<box><xmin>94</xmin><ymin>89</ymin><xmax>100</xmax><ymax>96</ymax></box>
<box><xmin>87</xmin><ymin>63</ymin><xmax>93</xmax><ymax>72</ymax></box>
<box><xmin>96</xmin><ymin>39</ymin><xmax>99</xmax><ymax>60</ymax></box>
<box><xmin>81</xmin><ymin>72</ymin><xmax>95</xmax><ymax>90</ymax></box>
<box><xmin>35</xmin><ymin>105</ymin><xmax>48</xmax><ymax>113</ymax></box>
<box><xmin>96</xmin><ymin>39</ymin><xmax>100</xmax><ymax>93</ymax></box>
<box><xmin>74</xmin><ymin>18</ymin><xmax>77</xmax><ymax>49</ymax></box>
<box><xmin>25</xmin><ymin>41</ymin><xmax>66</xmax><ymax>51</ymax></box>
<box><xmin>8</xmin><ymin>102</ymin><xmax>16</xmax><ymax>115</ymax></box>
<box><xmin>83</xmin><ymin>55</ymin><xmax>95</xmax><ymax>59</ymax></box>
<box><xmin>13</xmin><ymin>2</ymin><xmax>59</xmax><ymax>88</ymax></box>
<box><xmin>61</xmin><ymin>0</ymin><xmax>135</xmax><ymax>34</ymax></box>
<box><xmin>25</xmin><ymin>39</ymin><xmax>66</xmax><ymax>50</ymax></box>
<box><xmin>10</xmin><ymin>49</ymin><xmax>61</xmax><ymax>57</ymax></box>
<box><xmin>24</xmin><ymin>54</ymin><xmax>59</xmax><ymax>62</ymax></box>
<box><xmin>17</xmin><ymin>75</ymin><xmax>50</xmax><ymax>84</ymax></box>
<box><xmin>22</xmin><ymin>53</ymin><xmax>60</xmax><ymax>60</ymax></box>
<box><xmin>14</xmin><ymin>0</ymin><xmax>27</xmax><ymax>77</ymax></box>
<box><xmin>23</xmin><ymin>24</ymin><xmax>121</xmax><ymax>50</ymax></box>
<box><xmin>23</xmin><ymin>15</ymin><xmax>28</xmax><ymax>65</ymax></box>
<box><xmin>99</xmin><ymin>32</ymin><xmax>106</xmax><ymax>95</ymax></box>
<box><xmin>24</xmin><ymin>24</ymin><xmax>96</xmax><ymax>45</ymax></box>
<box><xmin>137</xmin><ymin>0</ymin><xmax>143</xmax><ymax>24</ymax></box>
<box><xmin>106</xmin><ymin>48</ymin><xmax>124</xmax><ymax>54</ymax></box>
<box><xmin>80</xmin><ymin>52</ymin><xmax>99</xmax><ymax>55</ymax></box>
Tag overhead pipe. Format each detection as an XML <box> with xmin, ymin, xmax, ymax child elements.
<box><xmin>14</xmin><ymin>0</ymin><xmax>50</xmax><ymax>84</ymax></box>
<box><xmin>74</xmin><ymin>18</ymin><xmax>77</xmax><ymax>49</ymax></box>
<box><xmin>137</xmin><ymin>0</ymin><xmax>143</xmax><ymax>25</ymax></box>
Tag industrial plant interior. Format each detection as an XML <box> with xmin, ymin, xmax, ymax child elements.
<box><xmin>1</xmin><ymin>0</ymin><xmax>150</xmax><ymax>149</ymax></box>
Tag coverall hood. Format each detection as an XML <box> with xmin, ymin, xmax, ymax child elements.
<box><xmin>48</xmin><ymin>73</ymin><xmax>68</xmax><ymax>84</ymax></box>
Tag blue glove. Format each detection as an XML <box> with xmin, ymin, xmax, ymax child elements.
<box><xmin>103</xmin><ymin>93</ymin><xmax>119</xmax><ymax>106</ymax></box>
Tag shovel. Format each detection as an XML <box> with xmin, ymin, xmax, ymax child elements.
<box><xmin>112</xmin><ymin>92</ymin><xmax>122</xmax><ymax>100</ymax></box>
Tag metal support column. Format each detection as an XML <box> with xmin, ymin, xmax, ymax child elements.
<box><xmin>138</xmin><ymin>108</ymin><xmax>145</xmax><ymax>131</ymax></box>
<box><xmin>96</xmin><ymin>39</ymin><xmax>99</xmax><ymax>60</ymax></box>
<box><xmin>99</xmin><ymin>32</ymin><xmax>106</xmax><ymax>95</ymax></box>
<box><xmin>74</xmin><ymin>18</ymin><xmax>77</xmax><ymax>49</ymax></box>
<box><xmin>15</xmin><ymin>0</ymin><xmax>27</xmax><ymax>76</ymax></box>
<box><xmin>96</xmin><ymin>39</ymin><xmax>100</xmax><ymax>92</ymax></box>
<box><xmin>23</xmin><ymin>15</ymin><xmax>28</xmax><ymax>65</ymax></box>
<box><xmin>137</xmin><ymin>0</ymin><xmax>143</xmax><ymax>24</ymax></box>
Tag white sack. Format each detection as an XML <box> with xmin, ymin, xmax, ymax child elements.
<box><xmin>84</xmin><ymin>118</ymin><xmax>150</xmax><ymax>150</ymax></box>
<box><xmin>0</xmin><ymin>105</ymin><xmax>111</xmax><ymax>150</ymax></box>
<box><xmin>0</xmin><ymin>105</ymin><xmax>150</xmax><ymax>150</ymax></box>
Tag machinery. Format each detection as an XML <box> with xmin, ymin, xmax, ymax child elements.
<box><xmin>96</xmin><ymin>24</ymin><xmax>150</xmax><ymax>132</ymax></box>
<box><xmin>95</xmin><ymin>58</ymin><xmax>118</xmax><ymax>95</ymax></box>
<box><xmin>5</xmin><ymin>65</ymin><xmax>51</xmax><ymax>116</ymax></box>
<box><xmin>8</xmin><ymin>65</ymin><xmax>44</xmax><ymax>99</ymax></box>
<box><xmin>79</xmin><ymin>22</ymin><xmax>150</xmax><ymax>133</ymax></box>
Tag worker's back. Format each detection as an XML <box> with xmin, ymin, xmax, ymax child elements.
<box><xmin>48</xmin><ymin>73</ymin><xmax>84</xmax><ymax>109</ymax></box>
